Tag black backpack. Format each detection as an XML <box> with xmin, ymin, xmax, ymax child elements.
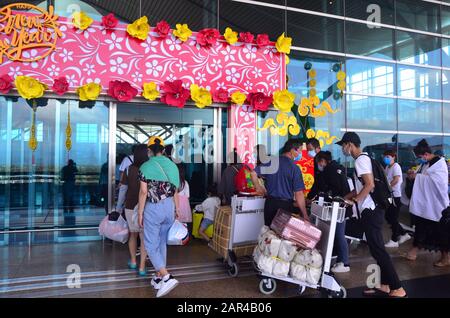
<box><xmin>354</xmin><ymin>154</ymin><xmax>394</xmax><ymax>210</ymax></box>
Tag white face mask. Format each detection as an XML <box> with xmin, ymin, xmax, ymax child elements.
<box><xmin>342</xmin><ymin>144</ymin><xmax>351</xmax><ymax>157</ymax></box>
<box><xmin>317</xmin><ymin>165</ymin><xmax>325</xmax><ymax>172</ymax></box>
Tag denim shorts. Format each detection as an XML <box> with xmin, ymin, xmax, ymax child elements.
<box><xmin>199</xmin><ymin>218</ymin><xmax>214</xmax><ymax>231</ymax></box>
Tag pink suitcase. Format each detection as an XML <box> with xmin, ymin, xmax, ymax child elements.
<box><xmin>270</xmin><ymin>209</ymin><xmax>322</xmax><ymax>249</ymax></box>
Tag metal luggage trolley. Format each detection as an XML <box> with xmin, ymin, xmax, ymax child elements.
<box><xmin>226</xmin><ymin>195</ymin><xmax>265</xmax><ymax>277</ymax></box>
<box><xmin>258</xmin><ymin>199</ymin><xmax>348</xmax><ymax>298</ymax></box>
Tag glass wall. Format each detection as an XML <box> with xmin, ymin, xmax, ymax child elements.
<box><xmin>0</xmin><ymin>97</ymin><xmax>109</xmax><ymax>245</ymax></box>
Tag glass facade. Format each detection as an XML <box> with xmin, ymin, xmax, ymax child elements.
<box><xmin>1</xmin><ymin>0</ymin><xmax>450</xmax><ymax>245</ymax></box>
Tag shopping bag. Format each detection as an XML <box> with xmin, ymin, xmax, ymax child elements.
<box><xmin>167</xmin><ymin>220</ymin><xmax>190</xmax><ymax>245</ymax></box>
<box><xmin>98</xmin><ymin>214</ymin><xmax>129</xmax><ymax>244</ymax></box>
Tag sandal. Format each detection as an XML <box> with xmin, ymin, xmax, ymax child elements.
<box><xmin>362</xmin><ymin>288</ymin><xmax>389</xmax><ymax>298</ymax></box>
<box><xmin>402</xmin><ymin>253</ymin><xmax>417</xmax><ymax>261</ymax></box>
<box><xmin>433</xmin><ymin>260</ymin><xmax>450</xmax><ymax>267</ymax></box>
<box><xmin>388</xmin><ymin>293</ymin><xmax>408</xmax><ymax>298</ymax></box>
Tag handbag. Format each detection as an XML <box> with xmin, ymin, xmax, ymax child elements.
<box><xmin>99</xmin><ymin>214</ymin><xmax>129</xmax><ymax>244</ymax></box>
<box><xmin>167</xmin><ymin>220</ymin><xmax>189</xmax><ymax>245</ymax></box>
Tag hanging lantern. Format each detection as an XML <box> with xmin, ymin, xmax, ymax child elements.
<box><xmin>65</xmin><ymin>103</ymin><xmax>72</xmax><ymax>152</ymax></box>
<box><xmin>333</xmin><ymin>91</ymin><xmax>342</xmax><ymax>100</ymax></box>
<box><xmin>332</xmin><ymin>63</ymin><xmax>341</xmax><ymax>72</ymax></box>
<box><xmin>28</xmin><ymin>100</ymin><xmax>38</xmax><ymax>151</ymax></box>
<box><xmin>304</xmin><ymin>62</ymin><xmax>312</xmax><ymax>70</ymax></box>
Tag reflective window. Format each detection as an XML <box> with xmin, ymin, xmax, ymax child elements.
<box><xmin>287</xmin><ymin>0</ymin><xmax>344</xmax><ymax>15</ymax></box>
<box><xmin>346</xmin><ymin>59</ymin><xmax>394</xmax><ymax>95</ymax></box>
<box><xmin>287</xmin><ymin>11</ymin><xmax>344</xmax><ymax>52</ymax></box>
<box><xmin>443</xmin><ymin>38</ymin><xmax>450</xmax><ymax>68</ymax></box>
<box><xmin>395</xmin><ymin>0</ymin><xmax>440</xmax><ymax>34</ymax></box>
<box><xmin>344</xmin><ymin>0</ymin><xmax>394</xmax><ymax>25</ymax></box>
<box><xmin>219</xmin><ymin>0</ymin><xmax>284</xmax><ymax>40</ymax></box>
<box><xmin>397</xmin><ymin>134</ymin><xmax>444</xmax><ymax>170</ymax></box>
<box><xmin>396</xmin><ymin>31</ymin><xmax>441</xmax><ymax>66</ymax></box>
<box><xmin>397</xmin><ymin>65</ymin><xmax>441</xmax><ymax>100</ymax></box>
<box><xmin>444</xmin><ymin>137</ymin><xmax>450</xmax><ymax>162</ymax></box>
<box><xmin>443</xmin><ymin>70</ymin><xmax>450</xmax><ymax>101</ymax></box>
<box><xmin>346</xmin><ymin>96</ymin><xmax>396</xmax><ymax>130</ymax></box>
<box><xmin>398</xmin><ymin>99</ymin><xmax>442</xmax><ymax>133</ymax></box>
<box><xmin>442</xmin><ymin>6</ymin><xmax>450</xmax><ymax>36</ymax></box>
<box><xmin>345</xmin><ymin>22</ymin><xmax>394</xmax><ymax>60</ymax></box>
<box><xmin>444</xmin><ymin>103</ymin><xmax>450</xmax><ymax>133</ymax></box>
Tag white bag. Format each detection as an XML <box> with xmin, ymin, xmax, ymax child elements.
<box><xmin>253</xmin><ymin>245</ymin><xmax>262</xmax><ymax>262</ymax></box>
<box><xmin>258</xmin><ymin>225</ymin><xmax>271</xmax><ymax>240</ymax></box>
<box><xmin>306</xmin><ymin>266</ymin><xmax>322</xmax><ymax>285</ymax></box>
<box><xmin>293</xmin><ymin>249</ymin><xmax>312</xmax><ymax>266</ymax></box>
<box><xmin>273</xmin><ymin>260</ymin><xmax>290</xmax><ymax>277</ymax></box>
<box><xmin>99</xmin><ymin>214</ymin><xmax>129</xmax><ymax>244</ymax></box>
<box><xmin>257</xmin><ymin>255</ymin><xmax>276</xmax><ymax>275</ymax></box>
<box><xmin>167</xmin><ymin>220</ymin><xmax>189</xmax><ymax>245</ymax></box>
<box><xmin>310</xmin><ymin>249</ymin><xmax>323</xmax><ymax>269</ymax></box>
<box><xmin>277</xmin><ymin>240</ymin><xmax>298</xmax><ymax>263</ymax></box>
<box><xmin>290</xmin><ymin>263</ymin><xmax>307</xmax><ymax>282</ymax></box>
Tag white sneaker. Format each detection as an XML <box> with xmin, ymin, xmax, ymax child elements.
<box><xmin>385</xmin><ymin>240</ymin><xmax>399</xmax><ymax>248</ymax></box>
<box><xmin>156</xmin><ymin>274</ymin><xmax>179</xmax><ymax>298</ymax></box>
<box><xmin>151</xmin><ymin>275</ymin><xmax>163</xmax><ymax>290</ymax></box>
<box><xmin>398</xmin><ymin>233</ymin><xmax>412</xmax><ymax>244</ymax></box>
<box><xmin>331</xmin><ymin>262</ymin><xmax>350</xmax><ymax>273</ymax></box>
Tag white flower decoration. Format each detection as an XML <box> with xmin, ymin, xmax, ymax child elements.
<box><xmin>83</xmin><ymin>64</ymin><xmax>96</xmax><ymax>76</ymax></box>
<box><xmin>216</xmin><ymin>82</ymin><xmax>226</xmax><ymax>90</ymax></box>
<box><xmin>59</xmin><ymin>48</ymin><xmax>73</xmax><ymax>63</ymax></box>
<box><xmin>76</xmin><ymin>27</ymin><xmax>96</xmax><ymax>40</ymax></box>
<box><xmin>86</xmin><ymin>78</ymin><xmax>101</xmax><ymax>84</ymax></box>
<box><xmin>47</xmin><ymin>65</ymin><xmax>60</xmax><ymax>77</ymax></box>
<box><xmin>105</xmin><ymin>32</ymin><xmax>123</xmax><ymax>51</ymax></box>
<box><xmin>195</xmin><ymin>73</ymin><xmax>206</xmax><ymax>84</ymax></box>
<box><xmin>165</xmin><ymin>37</ymin><xmax>181</xmax><ymax>51</ymax></box>
<box><xmin>175</xmin><ymin>59</ymin><xmax>187</xmax><ymax>72</ymax></box>
<box><xmin>145</xmin><ymin>60</ymin><xmax>163</xmax><ymax>77</ymax></box>
<box><xmin>221</xmin><ymin>45</ymin><xmax>236</xmax><ymax>62</ymax></box>
<box><xmin>141</xmin><ymin>37</ymin><xmax>159</xmax><ymax>54</ymax></box>
<box><xmin>270</xmin><ymin>79</ymin><xmax>279</xmax><ymax>89</ymax></box>
<box><xmin>67</xmin><ymin>74</ymin><xmax>78</xmax><ymax>87</ymax></box>
<box><xmin>131</xmin><ymin>71</ymin><xmax>143</xmax><ymax>83</ymax></box>
<box><xmin>225</xmin><ymin>67</ymin><xmax>240</xmax><ymax>84</ymax></box>
<box><xmin>237</xmin><ymin>133</ymin><xmax>248</xmax><ymax>147</ymax></box>
<box><xmin>210</xmin><ymin>59</ymin><xmax>222</xmax><ymax>72</ymax></box>
<box><xmin>252</xmin><ymin>67</ymin><xmax>262</xmax><ymax>79</ymax></box>
<box><xmin>110</xmin><ymin>57</ymin><xmax>128</xmax><ymax>75</ymax></box>
<box><xmin>240</xmin><ymin>105</ymin><xmax>255</xmax><ymax>121</ymax></box>
<box><xmin>243</xmin><ymin>45</ymin><xmax>257</xmax><ymax>60</ymax></box>
<box><xmin>167</xmin><ymin>74</ymin><xmax>177</xmax><ymax>81</ymax></box>
<box><xmin>244</xmin><ymin>80</ymin><xmax>253</xmax><ymax>91</ymax></box>
<box><xmin>8</xmin><ymin>66</ymin><xmax>22</xmax><ymax>77</ymax></box>
<box><xmin>22</xmin><ymin>49</ymin><xmax>39</xmax><ymax>68</ymax></box>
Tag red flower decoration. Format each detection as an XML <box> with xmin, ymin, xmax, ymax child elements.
<box><xmin>161</xmin><ymin>80</ymin><xmax>190</xmax><ymax>108</ymax></box>
<box><xmin>256</xmin><ymin>34</ymin><xmax>270</xmax><ymax>48</ymax></box>
<box><xmin>196</xmin><ymin>28</ymin><xmax>220</xmax><ymax>47</ymax></box>
<box><xmin>52</xmin><ymin>77</ymin><xmax>69</xmax><ymax>95</ymax></box>
<box><xmin>239</xmin><ymin>32</ymin><xmax>254</xmax><ymax>44</ymax></box>
<box><xmin>101</xmin><ymin>13</ymin><xmax>118</xmax><ymax>29</ymax></box>
<box><xmin>108</xmin><ymin>80</ymin><xmax>138</xmax><ymax>102</ymax></box>
<box><xmin>154</xmin><ymin>20</ymin><xmax>171</xmax><ymax>38</ymax></box>
<box><xmin>246</xmin><ymin>92</ymin><xmax>273</xmax><ymax>112</ymax></box>
<box><xmin>213</xmin><ymin>88</ymin><xmax>229</xmax><ymax>103</ymax></box>
<box><xmin>0</xmin><ymin>74</ymin><xmax>13</xmax><ymax>94</ymax></box>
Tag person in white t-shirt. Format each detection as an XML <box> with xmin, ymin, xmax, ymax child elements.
<box><xmin>115</xmin><ymin>145</ymin><xmax>136</xmax><ymax>212</ymax></box>
<box><xmin>383</xmin><ymin>150</ymin><xmax>411</xmax><ymax>248</ymax></box>
<box><xmin>337</xmin><ymin>132</ymin><xmax>407</xmax><ymax>298</ymax></box>
<box><xmin>194</xmin><ymin>184</ymin><xmax>221</xmax><ymax>243</ymax></box>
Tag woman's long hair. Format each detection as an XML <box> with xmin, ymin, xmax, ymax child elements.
<box><xmin>132</xmin><ymin>144</ymin><xmax>149</xmax><ymax>168</ymax></box>
<box><xmin>177</xmin><ymin>163</ymin><xmax>186</xmax><ymax>191</ymax></box>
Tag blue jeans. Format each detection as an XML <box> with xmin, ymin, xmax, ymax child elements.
<box><xmin>335</xmin><ymin>220</ymin><xmax>349</xmax><ymax>266</ymax></box>
<box><xmin>143</xmin><ymin>198</ymin><xmax>175</xmax><ymax>272</ymax></box>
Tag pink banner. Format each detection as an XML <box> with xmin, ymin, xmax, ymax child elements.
<box><xmin>0</xmin><ymin>13</ymin><xmax>286</xmax><ymax>96</ymax></box>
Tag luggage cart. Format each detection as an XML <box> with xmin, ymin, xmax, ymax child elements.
<box><xmin>258</xmin><ymin>200</ymin><xmax>348</xmax><ymax>298</ymax></box>
<box><xmin>224</xmin><ymin>195</ymin><xmax>265</xmax><ymax>277</ymax></box>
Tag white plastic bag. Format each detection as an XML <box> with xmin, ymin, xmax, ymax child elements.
<box><xmin>306</xmin><ymin>266</ymin><xmax>322</xmax><ymax>285</ymax></box>
<box><xmin>167</xmin><ymin>220</ymin><xmax>189</xmax><ymax>245</ymax></box>
<box><xmin>257</xmin><ymin>255</ymin><xmax>276</xmax><ymax>275</ymax></box>
<box><xmin>273</xmin><ymin>260</ymin><xmax>290</xmax><ymax>277</ymax></box>
<box><xmin>99</xmin><ymin>214</ymin><xmax>129</xmax><ymax>244</ymax></box>
<box><xmin>258</xmin><ymin>225</ymin><xmax>271</xmax><ymax>240</ymax></box>
<box><xmin>310</xmin><ymin>249</ymin><xmax>323</xmax><ymax>269</ymax></box>
<box><xmin>277</xmin><ymin>240</ymin><xmax>298</xmax><ymax>263</ymax></box>
<box><xmin>253</xmin><ymin>245</ymin><xmax>262</xmax><ymax>263</ymax></box>
<box><xmin>293</xmin><ymin>249</ymin><xmax>312</xmax><ymax>266</ymax></box>
<box><xmin>290</xmin><ymin>263</ymin><xmax>307</xmax><ymax>282</ymax></box>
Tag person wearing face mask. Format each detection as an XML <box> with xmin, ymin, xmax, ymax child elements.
<box><xmin>250</xmin><ymin>139</ymin><xmax>309</xmax><ymax>226</ymax></box>
<box><xmin>306</xmin><ymin>138</ymin><xmax>322</xmax><ymax>202</ymax></box>
<box><xmin>337</xmin><ymin>132</ymin><xmax>407</xmax><ymax>298</ymax></box>
<box><xmin>314</xmin><ymin>151</ymin><xmax>352</xmax><ymax>273</ymax></box>
<box><xmin>404</xmin><ymin>139</ymin><xmax>449</xmax><ymax>267</ymax></box>
<box><xmin>383</xmin><ymin>150</ymin><xmax>411</xmax><ymax>248</ymax></box>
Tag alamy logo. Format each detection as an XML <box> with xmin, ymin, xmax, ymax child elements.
<box><xmin>66</xmin><ymin>264</ymin><xmax>81</xmax><ymax>289</ymax></box>
<box><xmin>366</xmin><ymin>4</ymin><xmax>381</xmax><ymax>29</ymax></box>
<box><xmin>366</xmin><ymin>264</ymin><xmax>381</xmax><ymax>288</ymax></box>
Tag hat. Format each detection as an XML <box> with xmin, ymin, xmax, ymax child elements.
<box><xmin>336</xmin><ymin>131</ymin><xmax>361</xmax><ymax>146</ymax></box>
<box><xmin>147</xmin><ymin>136</ymin><xmax>164</xmax><ymax>147</ymax></box>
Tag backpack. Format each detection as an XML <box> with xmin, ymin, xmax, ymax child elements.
<box><xmin>354</xmin><ymin>154</ymin><xmax>394</xmax><ymax>210</ymax></box>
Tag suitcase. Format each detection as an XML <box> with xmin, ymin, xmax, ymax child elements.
<box><xmin>270</xmin><ymin>209</ymin><xmax>322</xmax><ymax>249</ymax></box>
<box><xmin>192</xmin><ymin>211</ymin><xmax>213</xmax><ymax>239</ymax></box>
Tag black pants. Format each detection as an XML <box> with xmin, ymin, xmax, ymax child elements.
<box><xmin>361</xmin><ymin>207</ymin><xmax>402</xmax><ymax>290</ymax></box>
<box><xmin>264</xmin><ymin>198</ymin><xmax>294</xmax><ymax>226</ymax></box>
<box><xmin>385</xmin><ymin>197</ymin><xmax>406</xmax><ymax>242</ymax></box>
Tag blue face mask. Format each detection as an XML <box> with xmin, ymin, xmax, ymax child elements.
<box><xmin>383</xmin><ymin>157</ymin><xmax>391</xmax><ymax>166</ymax></box>
<box><xmin>418</xmin><ymin>158</ymin><xmax>428</xmax><ymax>165</ymax></box>
<box><xmin>308</xmin><ymin>150</ymin><xmax>316</xmax><ymax>158</ymax></box>
<box><xmin>294</xmin><ymin>152</ymin><xmax>302</xmax><ymax>162</ymax></box>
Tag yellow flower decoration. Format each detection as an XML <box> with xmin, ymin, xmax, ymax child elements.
<box><xmin>337</xmin><ymin>80</ymin><xmax>346</xmax><ymax>91</ymax></box>
<box><xmin>142</xmin><ymin>82</ymin><xmax>159</xmax><ymax>101</ymax></box>
<box><xmin>173</xmin><ymin>23</ymin><xmax>192</xmax><ymax>42</ymax></box>
<box><xmin>310</xmin><ymin>88</ymin><xmax>317</xmax><ymax>97</ymax></box>
<box><xmin>309</xmin><ymin>69</ymin><xmax>317</xmax><ymax>78</ymax></box>
<box><xmin>285</xmin><ymin>55</ymin><xmax>290</xmax><ymax>65</ymax></box>
<box><xmin>259</xmin><ymin>112</ymin><xmax>300</xmax><ymax>136</ymax></box>
<box><xmin>309</xmin><ymin>79</ymin><xmax>316</xmax><ymax>87</ymax></box>
<box><xmin>72</xmin><ymin>11</ymin><xmax>93</xmax><ymax>30</ymax></box>
<box><xmin>273</xmin><ymin>89</ymin><xmax>295</xmax><ymax>113</ymax></box>
<box><xmin>337</xmin><ymin>71</ymin><xmax>346</xmax><ymax>81</ymax></box>
<box><xmin>15</xmin><ymin>76</ymin><xmax>47</xmax><ymax>100</ymax></box>
<box><xmin>310</xmin><ymin>95</ymin><xmax>320</xmax><ymax>106</ymax></box>
<box><xmin>224</xmin><ymin>27</ymin><xmax>238</xmax><ymax>45</ymax></box>
<box><xmin>231</xmin><ymin>91</ymin><xmax>246</xmax><ymax>106</ymax></box>
<box><xmin>190</xmin><ymin>84</ymin><xmax>212</xmax><ymax>108</ymax></box>
<box><xmin>76</xmin><ymin>83</ymin><xmax>102</xmax><ymax>101</ymax></box>
<box><xmin>127</xmin><ymin>16</ymin><xmax>150</xmax><ymax>40</ymax></box>
<box><xmin>275</xmin><ymin>32</ymin><xmax>292</xmax><ymax>54</ymax></box>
